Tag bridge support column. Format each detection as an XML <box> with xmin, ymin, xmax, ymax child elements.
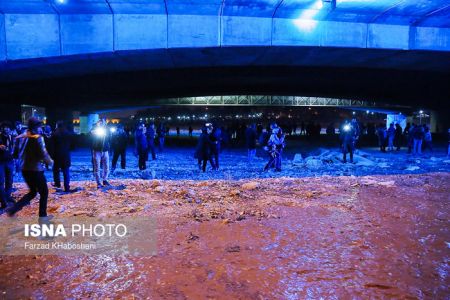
<box><xmin>429</xmin><ymin>110</ymin><xmax>447</xmax><ymax>133</ymax></box>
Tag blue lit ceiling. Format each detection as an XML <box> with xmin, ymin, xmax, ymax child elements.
<box><xmin>0</xmin><ymin>0</ymin><xmax>449</xmax><ymax>83</ymax></box>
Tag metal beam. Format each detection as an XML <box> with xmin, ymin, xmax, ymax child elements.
<box><xmin>156</xmin><ymin>96</ymin><xmax>379</xmax><ymax>107</ymax></box>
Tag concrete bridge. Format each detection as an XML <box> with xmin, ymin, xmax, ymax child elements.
<box><xmin>0</xmin><ymin>0</ymin><xmax>450</xmax><ymax>110</ymax></box>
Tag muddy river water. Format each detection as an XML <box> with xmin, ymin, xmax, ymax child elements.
<box><xmin>0</xmin><ymin>173</ymin><xmax>448</xmax><ymax>299</ymax></box>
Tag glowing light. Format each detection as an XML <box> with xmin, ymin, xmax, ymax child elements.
<box><xmin>56</xmin><ymin>0</ymin><xmax>65</xmax><ymax>3</ymax></box>
<box><xmin>419</xmin><ymin>110</ymin><xmax>424</xmax><ymax>114</ymax></box>
<box><xmin>343</xmin><ymin>124</ymin><xmax>351</xmax><ymax>132</ymax></box>
<box><xmin>352</xmin><ymin>111</ymin><xmax>356</xmax><ymax>115</ymax></box>
<box><xmin>293</xmin><ymin>1</ymin><xmax>323</xmax><ymax>32</ymax></box>
<box><xmin>110</xmin><ymin>127</ymin><xmax>117</xmax><ymax>133</ymax></box>
<box><xmin>94</xmin><ymin>127</ymin><xmax>106</xmax><ymax>137</ymax></box>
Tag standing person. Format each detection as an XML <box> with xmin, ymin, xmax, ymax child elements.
<box><xmin>146</xmin><ymin>123</ymin><xmax>157</xmax><ymax>160</ymax></box>
<box><xmin>6</xmin><ymin>118</ymin><xmax>53</xmax><ymax>218</ymax></box>
<box><xmin>387</xmin><ymin>123</ymin><xmax>396</xmax><ymax>151</ymax></box>
<box><xmin>263</xmin><ymin>124</ymin><xmax>285</xmax><ymax>172</ymax></box>
<box><xmin>42</xmin><ymin>125</ymin><xmax>53</xmax><ymax>170</ymax></box>
<box><xmin>394</xmin><ymin>123</ymin><xmax>403</xmax><ymax>151</ymax></box>
<box><xmin>188</xmin><ymin>125</ymin><xmax>193</xmax><ymax>138</ymax></box>
<box><xmin>413</xmin><ymin>124</ymin><xmax>425</xmax><ymax>155</ymax></box>
<box><xmin>13</xmin><ymin>121</ymin><xmax>26</xmax><ymax>175</ymax></box>
<box><xmin>195</xmin><ymin>125</ymin><xmax>215</xmax><ymax>172</ymax></box>
<box><xmin>300</xmin><ymin>121</ymin><xmax>306</xmax><ymax>135</ymax></box>
<box><xmin>91</xmin><ymin>119</ymin><xmax>111</xmax><ymax>188</ymax></box>
<box><xmin>407</xmin><ymin>124</ymin><xmax>415</xmax><ymax>154</ymax></box>
<box><xmin>0</xmin><ymin>122</ymin><xmax>15</xmax><ymax>211</ymax></box>
<box><xmin>209</xmin><ymin>124</ymin><xmax>221</xmax><ymax>170</ymax></box>
<box><xmin>111</xmin><ymin>124</ymin><xmax>128</xmax><ymax>171</ymax></box>
<box><xmin>351</xmin><ymin>118</ymin><xmax>360</xmax><ymax>148</ymax></box>
<box><xmin>176</xmin><ymin>126</ymin><xmax>180</xmax><ymax>137</ymax></box>
<box><xmin>135</xmin><ymin>123</ymin><xmax>148</xmax><ymax>170</ymax></box>
<box><xmin>423</xmin><ymin>126</ymin><xmax>433</xmax><ymax>153</ymax></box>
<box><xmin>340</xmin><ymin>121</ymin><xmax>355</xmax><ymax>163</ymax></box>
<box><xmin>51</xmin><ymin>121</ymin><xmax>72</xmax><ymax>193</ymax></box>
<box><xmin>326</xmin><ymin>123</ymin><xmax>335</xmax><ymax>136</ymax></box>
<box><xmin>245</xmin><ymin>124</ymin><xmax>257</xmax><ymax>162</ymax></box>
<box><xmin>404</xmin><ymin>123</ymin><xmax>411</xmax><ymax>136</ymax></box>
<box><xmin>377</xmin><ymin>124</ymin><xmax>387</xmax><ymax>153</ymax></box>
<box><xmin>157</xmin><ymin>123</ymin><xmax>166</xmax><ymax>152</ymax></box>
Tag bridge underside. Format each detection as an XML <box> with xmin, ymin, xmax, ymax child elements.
<box><xmin>1</xmin><ymin>46</ymin><xmax>449</xmax><ymax>111</ymax></box>
<box><xmin>1</xmin><ymin>0</ymin><xmax>450</xmax><ymax>110</ymax></box>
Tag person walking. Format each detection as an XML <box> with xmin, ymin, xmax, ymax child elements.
<box><xmin>51</xmin><ymin>121</ymin><xmax>72</xmax><ymax>192</ymax></box>
<box><xmin>7</xmin><ymin>118</ymin><xmax>53</xmax><ymax>218</ymax></box>
<box><xmin>91</xmin><ymin>119</ymin><xmax>111</xmax><ymax>188</ymax></box>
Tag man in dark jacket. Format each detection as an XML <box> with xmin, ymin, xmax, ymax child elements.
<box><xmin>111</xmin><ymin>124</ymin><xmax>128</xmax><ymax>171</ymax></box>
<box><xmin>135</xmin><ymin>123</ymin><xmax>148</xmax><ymax>170</ymax></box>
<box><xmin>91</xmin><ymin>119</ymin><xmax>111</xmax><ymax>188</ymax></box>
<box><xmin>146</xmin><ymin>123</ymin><xmax>157</xmax><ymax>160</ymax></box>
<box><xmin>413</xmin><ymin>124</ymin><xmax>425</xmax><ymax>155</ymax></box>
<box><xmin>0</xmin><ymin>122</ymin><xmax>15</xmax><ymax>211</ymax></box>
<box><xmin>340</xmin><ymin>120</ymin><xmax>356</xmax><ymax>163</ymax></box>
<box><xmin>377</xmin><ymin>124</ymin><xmax>387</xmax><ymax>153</ymax></box>
<box><xmin>209</xmin><ymin>124</ymin><xmax>221</xmax><ymax>170</ymax></box>
<box><xmin>394</xmin><ymin>123</ymin><xmax>403</xmax><ymax>151</ymax></box>
<box><xmin>12</xmin><ymin>121</ymin><xmax>26</xmax><ymax>174</ymax></box>
<box><xmin>156</xmin><ymin>123</ymin><xmax>166</xmax><ymax>152</ymax></box>
<box><xmin>7</xmin><ymin>118</ymin><xmax>53</xmax><ymax>218</ymax></box>
<box><xmin>51</xmin><ymin>121</ymin><xmax>72</xmax><ymax>192</ymax></box>
<box><xmin>196</xmin><ymin>125</ymin><xmax>216</xmax><ymax>172</ymax></box>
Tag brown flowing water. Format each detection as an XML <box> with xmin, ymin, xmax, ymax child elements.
<box><xmin>0</xmin><ymin>173</ymin><xmax>448</xmax><ymax>299</ymax></box>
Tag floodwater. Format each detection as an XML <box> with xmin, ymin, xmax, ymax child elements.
<box><xmin>0</xmin><ymin>173</ymin><xmax>449</xmax><ymax>299</ymax></box>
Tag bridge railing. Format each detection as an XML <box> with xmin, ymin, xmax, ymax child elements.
<box><xmin>159</xmin><ymin>96</ymin><xmax>377</xmax><ymax>107</ymax></box>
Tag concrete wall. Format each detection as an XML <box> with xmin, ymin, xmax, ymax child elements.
<box><xmin>0</xmin><ymin>14</ymin><xmax>6</xmax><ymax>61</ymax></box>
<box><xmin>4</xmin><ymin>13</ymin><xmax>60</xmax><ymax>59</ymax></box>
<box><xmin>114</xmin><ymin>14</ymin><xmax>167</xmax><ymax>50</ymax></box>
<box><xmin>0</xmin><ymin>5</ymin><xmax>449</xmax><ymax>61</ymax></box>
<box><xmin>60</xmin><ymin>14</ymin><xmax>113</xmax><ymax>55</ymax></box>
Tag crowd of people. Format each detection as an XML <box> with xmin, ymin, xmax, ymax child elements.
<box><xmin>0</xmin><ymin>116</ymin><xmax>448</xmax><ymax>218</ymax></box>
<box><xmin>375</xmin><ymin>122</ymin><xmax>434</xmax><ymax>155</ymax></box>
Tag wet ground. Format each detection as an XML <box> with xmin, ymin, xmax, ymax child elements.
<box><xmin>16</xmin><ymin>144</ymin><xmax>450</xmax><ymax>183</ymax></box>
<box><xmin>1</xmin><ymin>173</ymin><xmax>449</xmax><ymax>299</ymax></box>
